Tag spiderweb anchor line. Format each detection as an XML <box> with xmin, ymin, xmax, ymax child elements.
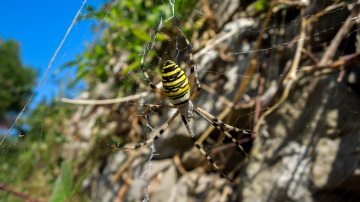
<box><xmin>0</xmin><ymin>0</ymin><xmax>88</xmax><ymax>145</ymax></box>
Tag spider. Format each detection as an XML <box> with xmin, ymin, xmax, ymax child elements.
<box><xmin>119</xmin><ymin>33</ymin><xmax>252</xmax><ymax>181</ymax></box>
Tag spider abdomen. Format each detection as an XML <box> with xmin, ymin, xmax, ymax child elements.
<box><xmin>162</xmin><ymin>60</ymin><xmax>190</xmax><ymax>105</ymax></box>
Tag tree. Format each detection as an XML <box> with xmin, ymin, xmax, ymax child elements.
<box><xmin>0</xmin><ymin>38</ymin><xmax>37</xmax><ymax>128</ymax></box>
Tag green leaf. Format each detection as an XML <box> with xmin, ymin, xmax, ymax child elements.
<box><xmin>131</xmin><ymin>28</ymin><xmax>152</xmax><ymax>42</ymax></box>
<box><xmin>253</xmin><ymin>0</ymin><xmax>269</xmax><ymax>11</ymax></box>
<box><xmin>49</xmin><ymin>161</ymin><xmax>73</xmax><ymax>202</ymax></box>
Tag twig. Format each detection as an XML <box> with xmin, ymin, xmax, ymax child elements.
<box><xmin>193</xmin><ymin>20</ymin><xmax>253</xmax><ymax>61</ymax></box>
<box><xmin>111</xmin><ymin>150</ymin><xmax>141</xmax><ymax>184</ymax></box>
<box><xmin>148</xmin><ymin>172</ymin><xmax>164</xmax><ymax>194</ymax></box>
<box><xmin>115</xmin><ymin>183</ymin><xmax>128</xmax><ymax>202</ymax></box>
<box><xmin>61</xmin><ymin>92</ymin><xmax>149</xmax><ymax>105</ymax></box>
<box><xmin>254</xmin><ymin>76</ymin><xmax>265</xmax><ymax>137</ymax></box>
<box><xmin>173</xmin><ymin>153</ymin><xmax>188</xmax><ymax>175</ymax></box>
<box><xmin>302</xmin><ymin>6</ymin><xmax>358</xmax><ymax>100</ymax></box>
<box><xmin>301</xmin><ymin>48</ymin><xmax>320</xmax><ymax>64</ymax></box>
<box><xmin>220</xmin><ymin>185</ymin><xmax>232</xmax><ymax>202</ymax></box>
<box><xmin>201</xmin><ymin>83</ymin><xmax>237</xmax><ymax>109</ymax></box>
<box><xmin>200</xmin><ymin>0</ymin><xmax>217</xmax><ymax>21</ymax></box>
<box><xmin>307</xmin><ymin>2</ymin><xmax>348</xmax><ymax>23</ymax></box>
<box><xmin>301</xmin><ymin>52</ymin><xmax>360</xmax><ymax>72</ymax></box>
<box><xmin>0</xmin><ymin>184</ymin><xmax>43</xmax><ymax>202</ymax></box>
<box><xmin>254</xmin><ymin>7</ymin><xmax>307</xmax><ymax>133</ymax></box>
<box><xmin>198</xmin><ymin>3</ymin><xmax>275</xmax><ymax>144</ymax></box>
<box><xmin>231</xmin><ymin>3</ymin><xmax>275</xmax><ymax>105</ymax></box>
<box><xmin>276</xmin><ymin>0</ymin><xmax>309</xmax><ymax>7</ymax></box>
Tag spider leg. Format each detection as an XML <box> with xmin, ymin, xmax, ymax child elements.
<box><xmin>195</xmin><ymin>106</ymin><xmax>253</xmax><ymax>134</ymax></box>
<box><xmin>181</xmin><ymin>115</ymin><xmax>233</xmax><ymax>182</ymax></box>
<box><xmin>179</xmin><ymin>33</ymin><xmax>201</xmax><ymax>100</ymax></box>
<box><xmin>140</xmin><ymin>57</ymin><xmax>168</xmax><ymax>98</ymax></box>
<box><xmin>189</xmin><ymin>54</ymin><xmax>201</xmax><ymax>100</ymax></box>
<box><xmin>193</xmin><ymin>107</ymin><xmax>250</xmax><ymax>160</ymax></box>
<box><xmin>116</xmin><ymin>111</ymin><xmax>180</xmax><ymax>150</ymax></box>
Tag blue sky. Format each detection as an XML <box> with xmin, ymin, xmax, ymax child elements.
<box><xmin>0</xmin><ymin>0</ymin><xmax>105</xmax><ymax>109</ymax></box>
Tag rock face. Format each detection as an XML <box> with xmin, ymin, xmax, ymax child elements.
<box><xmin>242</xmin><ymin>75</ymin><xmax>360</xmax><ymax>202</ymax></box>
<box><xmin>99</xmin><ymin>76</ymin><xmax>360</xmax><ymax>202</ymax></box>
<box><xmin>79</xmin><ymin>1</ymin><xmax>360</xmax><ymax>201</ymax></box>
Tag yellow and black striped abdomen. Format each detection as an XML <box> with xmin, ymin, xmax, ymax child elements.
<box><xmin>162</xmin><ymin>60</ymin><xmax>190</xmax><ymax>105</ymax></box>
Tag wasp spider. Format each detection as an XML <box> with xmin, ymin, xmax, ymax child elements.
<box><xmin>120</xmin><ymin>35</ymin><xmax>252</xmax><ymax>182</ymax></box>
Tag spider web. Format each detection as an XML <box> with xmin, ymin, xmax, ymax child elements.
<box><xmin>1</xmin><ymin>0</ymin><xmax>360</xmax><ymax>201</ymax></box>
